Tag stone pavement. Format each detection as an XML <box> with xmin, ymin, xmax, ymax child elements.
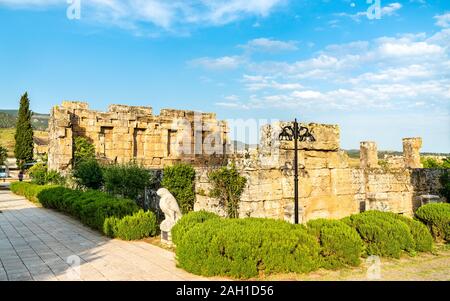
<box><xmin>0</xmin><ymin>186</ymin><xmax>207</xmax><ymax>281</ymax></box>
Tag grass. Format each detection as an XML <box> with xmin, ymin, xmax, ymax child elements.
<box><xmin>0</xmin><ymin>128</ymin><xmax>48</xmax><ymax>157</ymax></box>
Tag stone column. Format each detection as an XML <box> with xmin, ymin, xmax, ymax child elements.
<box><xmin>403</xmin><ymin>137</ymin><xmax>422</xmax><ymax>168</ymax></box>
<box><xmin>360</xmin><ymin>141</ymin><xmax>379</xmax><ymax>169</ymax></box>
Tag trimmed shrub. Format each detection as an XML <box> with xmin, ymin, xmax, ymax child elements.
<box><xmin>172</xmin><ymin>210</ymin><xmax>220</xmax><ymax>246</ymax></box>
<box><xmin>36</xmin><ymin>186</ymin><xmax>139</xmax><ymax>233</ymax></box>
<box><xmin>343</xmin><ymin>211</ymin><xmax>415</xmax><ymax>258</ymax></box>
<box><xmin>366</xmin><ymin>211</ymin><xmax>433</xmax><ymax>252</ymax></box>
<box><xmin>176</xmin><ymin>217</ymin><xmax>320</xmax><ymax>279</ymax></box>
<box><xmin>415</xmin><ymin>203</ymin><xmax>450</xmax><ymax>242</ymax></box>
<box><xmin>10</xmin><ymin>182</ymin><xmax>57</xmax><ymax>203</ymax></box>
<box><xmin>72</xmin><ymin>159</ymin><xmax>103</xmax><ymax>190</ymax></box>
<box><xmin>307</xmin><ymin>219</ymin><xmax>363</xmax><ymax>269</ymax></box>
<box><xmin>104</xmin><ymin>210</ymin><xmax>158</xmax><ymax>240</ymax></box>
<box><xmin>161</xmin><ymin>163</ymin><xmax>196</xmax><ymax>214</ymax></box>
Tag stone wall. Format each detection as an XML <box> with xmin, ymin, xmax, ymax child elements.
<box><xmin>48</xmin><ymin>101</ymin><xmax>229</xmax><ymax>172</ymax></box>
<box><xmin>194</xmin><ymin>122</ymin><xmax>447</xmax><ymax>223</ymax></box>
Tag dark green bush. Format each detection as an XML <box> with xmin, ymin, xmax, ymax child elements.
<box><xmin>72</xmin><ymin>159</ymin><xmax>103</xmax><ymax>189</ymax></box>
<box><xmin>208</xmin><ymin>164</ymin><xmax>247</xmax><ymax>218</ymax></box>
<box><xmin>366</xmin><ymin>211</ymin><xmax>433</xmax><ymax>252</ymax></box>
<box><xmin>440</xmin><ymin>171</ymin><xmax>450</xmax><ymax>202</ymax></box>
<box><xmin>104</xmin><ymin>210</ymin><xmax>158</xmax><ymax>240</ymax></box>
<box><xmin>307</xmin><ymin>219</ymin><xmax>363</xmax><ymax>269</ymax></box>
<box><xmin>36</xmin><ymin>186</ymin><xmax>139</xmax><ymax>233</ymax></box>
<box><xmin>415</xmin><ymin>203</ymin><xmax>450</xmax><ymax>242</ymax></box>
<box><xmin>172</xmin><ymin>210</ymin><xmax>220</xmax><ymax>246</ymax></box>
<box><xmin>343</xmin><ymin>211</ymin><xmax>416</xmax><ymax>258</ymax></box>
<box><xmin>103</xmin><ymin>163</ymin><xmax>157</xmax><ymax>201</ymax></box>
<box><xmin>10</xmin><ymin>182</ymin><xmax>57</xmax><ymax>203</ymax></box>
<box><xmin>176</xmin><ymin>217</ymin><xmax>320</xmax><ymax>279</ymax></box>
<box><xmin>28</xmin><ymin>163</ymin><xmax>48</xmax><ymax>185</ymax></box>
<box><xmin>161</xmin><ymin>163</ymin><xmax>196</xmax><ymax>214</ymax></box>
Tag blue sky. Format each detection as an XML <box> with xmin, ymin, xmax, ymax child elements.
<box><xmin>0</xmin><ymin>0</ymin><xmax>449</xmax><ymax>152</ymax></box>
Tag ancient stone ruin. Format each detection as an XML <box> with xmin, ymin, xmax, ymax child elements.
<box><xmin>48</xmin><ymin>101</ymin><xmax>229</xmax><ymax>172</ymax></box>
<box><xmin>47</xmin><ymin>101</ymin><xmax>447</xmax><ymax>223</ymax></box>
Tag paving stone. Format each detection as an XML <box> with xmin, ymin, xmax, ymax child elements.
<box><xmin>0</xmin><ymin>190</ymin><xmax>208</xmax><ymax>281</ymax></box>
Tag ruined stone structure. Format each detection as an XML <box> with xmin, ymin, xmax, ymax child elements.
<box><xmin>195</xmin><ymin>122</ymin><xmax>447</xmax><ymax>223</ymax></box>
<box><xmin>48</xmin><ymin>101</ymin><xmax>229</xmax><ymax>172</ymax></box>
<box><xmin>47</xmin><ymin>101</ymin><xmax>447</xmax><ymax>224</ymax></box>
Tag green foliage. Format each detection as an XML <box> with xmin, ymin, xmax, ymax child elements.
<box><xmin>28</xmin><ymin>163</ymin><xmax>48</xmax><ymax>185</ymax></box>
<box><xmin>103</xmin><ymin>163</ymin><xmax>158</xmax><ymax>201</ymax></box>
<box><xmin>172</xmin><ymin>210</ymin><xmax>220</xmax><ymax>246</ymax></box>
<box><xmin>27</xmin><ymin>163</ymin><xmax>66</xmax><ymax>186</ymax></box>
<box><xmin>371</xmin><ymin>211</ymin><xmax>433</xmax><ymax>252</ymax></box>
<box><xmin>421</xmin><ymin>157</ymin><xmax>450</xmax><ymax>169</ymax></box>
<box><xmin>73</xmin><ymin>136</ymin><xmax>96</xmax><ymax>165</ymax></box>
<box><xmin>176</xmin><ymin>217</ymin><xmax>320</xmax><ymax>279</ymax></box>
<box><xmin>0</xmin><ymin>144</ymin><xmax>8</xmax><ymax>165</ymax></box>
<box><xmin>415</xmin><ymin>203</ymin><xmax>450</xmax><ymax>242</ymax></box>
<box><xmin>208</xmin><ymin>165</ymin><xmax>247</xmax><ymax>218</ymax></box>
<box><xmin>343</xmin><ymin>211</ymin><xmax>417</xmax><ymax>258</ymax></box>
<box><xmin>10</xmin><ymin>182</ymin><xmax>58</xmax><ymax>203</ymax></box>
<box><xmin>439</xmin><ymin>171</ymin><xmax>450</xmax><ymax>202</ymax></box>
<box><xmin>161</xmin><ymin>164</ymin><xmax>196</xmax><ymax>214</ymax></box>
<box><xmin>104</xmin><ymin>210</ymin><xmax>158</xmax><ymax>240</ymax></box>
<box><xmin>72</xmin><ymin>159</ymin><xmax>103</xmax><ymax>190</ymax></box>
<box><xmin>35</xmin><ymin>186</ymin><xmax>139</xmax><ymax>233</ymax></box>
<box><xmin>307</xmin><ymin>219</ymin><xmax>363</xmax><ymax>269</ymax></box>
<box><xmin>14</xmin><ymin>92</ymin><xmax>34</xmax><ymax>169</ymax></box>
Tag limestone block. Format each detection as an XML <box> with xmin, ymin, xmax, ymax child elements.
<box><xmin>360</xmin><ymin>141</ymin><xmax>379</xmax><ymax>169</ymax></box>
<box><xmin>403</xmin><ymin>137</ymin><xmax>423</xmax><ymax>168</ymax></box>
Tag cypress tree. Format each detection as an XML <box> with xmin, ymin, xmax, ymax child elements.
<box><xmin>14</xmin><ymin>92</ymin><xmax>34</xmax><ymax>169</ymax></box>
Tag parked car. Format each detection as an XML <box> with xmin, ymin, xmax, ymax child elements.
<box><xmin>0</xmin><ymin>166</ymin><xmax>9</xmax><ymax>179</ymax></box>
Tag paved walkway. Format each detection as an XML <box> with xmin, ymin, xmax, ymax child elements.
<box><xmin>0</xmin><ymin>186</ymin><xmax>206</xmax><ymax>281</ymax></box>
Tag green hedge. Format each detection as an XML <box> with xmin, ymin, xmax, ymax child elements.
<box><xmin>172</xmin><ymin>210</ymin><xmax>220</xmax><ymax>246</ymax></box>
<box><xmin>104</xmin><ymin>210</ymin><xmax>158</xmax><ymax>240</ymax></box>
<box><xmin>10</xmin><ymin>182</ymin><xmax>158</xmax><ymax>241</ymax></box>
<box><xmin>307</xmin><ymin>219</ymin><xmax>363</xmax><ymax>269</ymax></box>
<box><xmin>343</xmin><ymin>211</ymin><xmax>418</xmax><ymax>258</ymax></box>
<box><xmin>37</xmin><ymin>187</ymin><xmax>139</xmax><ymax>233</ymax></box>
<box><xmin>367</xmin><ymin>211</ymin><xmax>433</xmax><ymax>252</ymax></box>
<box><xmin>176</xmin><ymin>217</ymin><xmax>320</xmax><ymax>279</ymax></box>
<box><xmin>10</xmin><ymin>182</ymin><xmax>58</xmax><ymax>203</ymax></box>
<box><xmin>415</xmin><ymin>203</ymin><xmax>450</xmax><ymax>242</ymax></box>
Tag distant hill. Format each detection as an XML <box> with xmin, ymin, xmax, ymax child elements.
<box><xmin>0</xmin><ymin>109</ymin><xmax>49</xmax><ymax>130</ymax></box>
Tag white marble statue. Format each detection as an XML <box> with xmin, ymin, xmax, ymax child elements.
<box><xmin>157</xmin><ymin>188</ymin><xmax>183</xmax><ymax>235</ymax></box>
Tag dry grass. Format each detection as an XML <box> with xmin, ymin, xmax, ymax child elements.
<box><xmin>0</xmin><ymin>128</ymin><xmax>48</xmax><ymax>157</ymax></box>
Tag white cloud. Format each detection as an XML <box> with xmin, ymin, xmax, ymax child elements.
<box><xmin>189</xmin><ymin>56</ymin><xmax>243</xmax><ymax>70</ymax></box>
<box><xmin>240</xmin><ymin>38</ymin><xmax>298</xmax><ymax>53</ymax></box>
<box><xmin>213</xmin><ymin>27</ymin><xmax>450</xmax><ymax>111</ymax></box>
<box><xmin>0</xmin><ymin>0</ymin><xmax>286</xmax><ymax>32</ymax></box>
<box><xmin>434</xmin><ymin>12</ymin><xmax>450</xmax><ymax>28</ymax></box>
<box><xmin>336</xmin><ymin>2</ymin><xmax>402</xmax><ymax>21</ymax></box>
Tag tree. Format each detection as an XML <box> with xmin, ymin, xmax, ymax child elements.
<box><xmin>74</xmin><ymin>136</ymin><xmax>96</xmax><ymax>166</ymax></box>
<box><xmin>14</xmin><ymin>92</ymin><xmax>34</xmax><ymax>169</ymax></box>
<box><xmin>208</xmin><ymin>164</ymin><xmax>247</xmax><ymax>218</ymax></box>
<box><xmin>0</xmin><ymin>145</ymin><xmax>7</xmax><ymax>166</ymax></box>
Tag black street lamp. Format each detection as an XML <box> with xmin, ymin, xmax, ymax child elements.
<box><xmin>279</xmin><ymin>119</ymin><xmax>316</xmax><ymax>224</ymax></box>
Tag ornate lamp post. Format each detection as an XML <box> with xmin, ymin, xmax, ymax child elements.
<box><xmin>279</xmin><ymin>119</ymin><xmax>316</xmax><ymax>224</ymax></box>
